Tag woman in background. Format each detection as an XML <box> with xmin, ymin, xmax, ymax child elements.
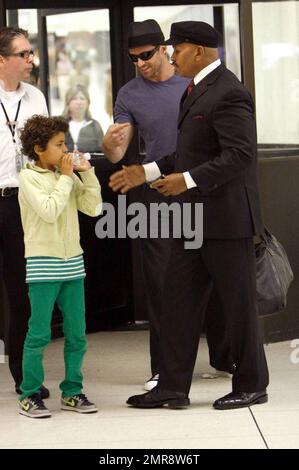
<box><xmin>62</xmin><ymin>85</ymin><xmax>104</xmax><ymax>154</ymax></box>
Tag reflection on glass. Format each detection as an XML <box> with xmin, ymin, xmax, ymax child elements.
<box><xmin>134</xmin><ymin>3</ymin><xmax>241</xmax><ymax>79</ymax></box>
<box><xmin>18</xmin><ymin>9</ymin><xmax>38</xmax><ymax>34</ymax></box>
<box><xmin>62</xmin><ymin>85</ymin><xmax>104</xmax><ymax>154</ymax></box>
<box><xmin>14</xmin><ymin>9</ymin><xmax>41</xmax><ymax>89</ymax></box>
<box><xmin>46</xmin><ymin>10</ymin><xmax>112</xmax><ymax>134</ymax></box>
<box><xmin>253</xmin><ymin>1</ymin><xmax>299</xmax><ymax>146</ymax></box>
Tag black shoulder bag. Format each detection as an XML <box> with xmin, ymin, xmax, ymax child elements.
<box><xmin>256</xmin><ymin>228</ymin><xmax>294</xmax><ymax>316</ymax></box>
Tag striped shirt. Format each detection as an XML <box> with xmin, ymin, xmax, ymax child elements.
<box><xmin>26</xmin><ymin>255</ymin><xmax>86</xmax><ymax>283</ymax></box>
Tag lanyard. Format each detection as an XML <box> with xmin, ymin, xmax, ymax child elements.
<box><xmin>0</xmin><ymin>99</ymin><xmax>22</xmax><ymax>143</ymax></box>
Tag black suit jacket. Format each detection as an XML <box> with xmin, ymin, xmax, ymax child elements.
<box><xmin>157</xmin><ymin>63</ymin><xmax>263</xmax><ymax>239</ymax></box>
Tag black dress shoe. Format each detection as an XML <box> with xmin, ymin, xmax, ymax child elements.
<box><xmin>127</xmin><ymin>387</ymin><xmax>190</xmax><ymax>409</ymax></box>
<box><xmin>15</xmin><ymin>384</ymin><xmax>50</xmax><ymax>400</ymax></box>
<box><xmin>213</xmin><ymin>390</ymin><xmax>268</xmax><ymax>410</ymax></box>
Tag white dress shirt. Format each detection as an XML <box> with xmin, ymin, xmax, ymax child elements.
<box><xmin>0</xmin><ymin>82</ymin><xmax>48</xmax><ymax>188</ymax></box>
<box><xmin>143</xmin><ymin>59</ymin><xmax>221</xmax><ymax>187</ymax></box>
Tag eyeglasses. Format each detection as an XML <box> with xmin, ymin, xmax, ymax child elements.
<box><xmin>6</xmin><ymin>50</ymin><xmax>34</xmax><ymax>59</ymax></box>
<box><xmin>128</xmin><ymin>46</ymin><xmax>159</xmax><ymax>63</ymax></box>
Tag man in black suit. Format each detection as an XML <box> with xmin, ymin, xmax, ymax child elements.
<box><xmin>109</xmin><ymin>21</ymin><xmax>269</xmax><ymax>410</ymax></box>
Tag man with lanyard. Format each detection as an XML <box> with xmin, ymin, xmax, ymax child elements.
<box><xmin>0</xmin><ymin>27</ymin><xmax>49</xmax><ymax>397</ymax></box>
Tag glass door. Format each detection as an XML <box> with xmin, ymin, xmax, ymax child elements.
<box><xmin>15</xmin><ymin>8</ymin><xmax>113</xmax><ymax>135</ymax></box>
<box><xmin>45</xmin><ymin>9</ymin><xmax>112</xmax><ymax>134</ymax></box>
<box><xmin>134</xmin><ymin>3</ymin><xmax>241</xmax><ymax>80</ymax></box>
<box><xmin>133</xmin><ymin>3</ymin><xmax>241</xmax><ymax>157</ymax></box>
<box><xmin>5</xmin><ymin>5</ymin><xmax>133</xmax><ymax>331</ymax></box>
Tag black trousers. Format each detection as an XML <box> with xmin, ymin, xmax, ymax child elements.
<box><xmin>141</xmin><ymin>186</ymin><xmax>172</xmax><ymax>376</ymax></box>
<box><xmin>0</xmin><ymin>196</ymin><xmax>30</xmax><ymax>386</ymax></box>
<box><xmin>205</xmin><ymin>287</ymin><xmax>236</xmax><ymax>373</ymax></box>
<box><xmin>158</xmin><ymin>237</ymin><xmax>269</xmax><ymax>394</ymax></box>
<box><xmin>142</xmin><ymin>236</ymin><xmax>171</xmax><ymax>376</ymax></box>
<box><xmin>141</xmin><ymin>187</ymin><xmax>232</xmax><ymax>376</ymax></box>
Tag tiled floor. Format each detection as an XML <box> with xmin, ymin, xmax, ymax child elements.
<box><xmin>0</xmin><ymin>331</ymin><xmax>298</xmax><ymax>449</ymax></box>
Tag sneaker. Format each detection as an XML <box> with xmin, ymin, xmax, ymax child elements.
<box><xmin>201</xmin><ymin>369</ymin><xmax>232</xmax><ymax>379</ymax></box>
<box><xmin>61</xmin><ymin>394</ymin><xmax>98</xmax><ymax>414</ymax></box>
<box><xmin>144</xmin><ymin>374</ymin><xmax>159</xmax><ymax>391</ymax></box>
<box><xmin>15</xmin><ymin>384</ymin><xmax>50</xmax><ymax>399</ymax></box>
<box><xmin>19</xmin><ymin>393</ymin><xmax>51</xmax><ymax>418</ymax></box>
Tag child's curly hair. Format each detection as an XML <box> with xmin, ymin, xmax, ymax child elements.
<box><xmin>19</xmin><ymin>115</ymin><xmax>69</xmax><ymax>161</ymax></box>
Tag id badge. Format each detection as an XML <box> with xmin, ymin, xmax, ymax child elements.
<box><xmin>15</xmin><ymin>145</ymin><xmax>24</xmax><ymax>172</ymax></box>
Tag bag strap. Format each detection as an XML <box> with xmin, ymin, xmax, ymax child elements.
<box><xmin>260</xmin><ymin>226</ymin><xmax>272</xmax><ymax>244</ymax></box>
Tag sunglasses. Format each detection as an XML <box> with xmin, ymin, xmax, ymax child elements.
<box><xmin>6</xmin><ymin>49</ymin><xmax>34</xmax><ymax>59</ymax></box>
<box><xmin>128</xmin><ymin>46</ymin><xmax>159</xmax><ymax>63</ymax></box>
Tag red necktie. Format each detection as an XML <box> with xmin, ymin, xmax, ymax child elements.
<box><xmin>187</xmin><ymin>80</ymin><xmax>195</xmax><ymax>95</ymax></box>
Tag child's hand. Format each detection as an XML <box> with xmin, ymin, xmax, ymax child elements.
<box><xmin>60</xmin><ymin>154</ymin><xmax>73</xmax><ymax>176</ymax></box>
<box><xmin>73</xmin><ymin>156</ymin><xmax>91</xmax><ymax>172</ymax></box>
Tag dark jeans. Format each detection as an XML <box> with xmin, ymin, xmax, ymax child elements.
<box><xmin>0</xmin><ymin>195</ymin><xmax>30</xmax><ymax>386</ymax></box>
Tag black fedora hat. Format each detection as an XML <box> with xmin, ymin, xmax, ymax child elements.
<box><xmin>128</xmin><ymin>19</ymin><xmax>164</xmax><ymax>48</ymax></box>
<box><xmin>164</xmin><ymin>21</ymin><xmax>219</xmax><ymax>47</ymax></box>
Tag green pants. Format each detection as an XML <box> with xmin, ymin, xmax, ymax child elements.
<box><xmin>20</xmin><ymin>279</ymin><xmax>86</xmax><ymax>400</ymax></box>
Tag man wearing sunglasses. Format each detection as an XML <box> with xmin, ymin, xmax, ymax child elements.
<box><xmin>103</xmin><ymin>19</ymin><xmax>190</xmax><ymax>392</ymax></box>
<box><xmin>104</xmin><ymin>19</ymin><xmax>231</xmax><ymax>391</ymax></box>
<box><xmin>0</xmin><ymin>27</ymin><xmax>49</xmax><ymax>399</ymax></box>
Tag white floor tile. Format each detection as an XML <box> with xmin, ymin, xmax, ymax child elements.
<box><xmin>265</xmin><ymin>434</ymin><xmax>299</xmax><ymax>449</ymax></box>
<box><xmin>0</xmin><ymin>330</ymin><xmax>298</xmax><ymax>449</ymax></box>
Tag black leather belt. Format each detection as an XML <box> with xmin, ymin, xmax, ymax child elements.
<box><xmin>0</xmin><ymin>187</ymin><xmax>19</xmax><ymax>197</ymax></box>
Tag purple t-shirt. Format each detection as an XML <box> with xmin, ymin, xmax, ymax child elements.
<box><xmin>114</xmin><ymin>75</ymin><xmax>189</xmax><ymax>163</ymax></box>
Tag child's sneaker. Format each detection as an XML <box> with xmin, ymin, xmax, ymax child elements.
<box><xmin>19</xmin><ymin>393</ymin><xmax>51</xmax><ymax>418</ymax></box>
<box><xmin>61</xmin><ymin>394</ymin><xmax>98</xmax><ymax>413</ymax></box>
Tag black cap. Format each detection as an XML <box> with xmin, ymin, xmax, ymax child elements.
<box><xmin>164</xmin><ymin>21</ymin><xmax>219</xmax><ymax>47</ymax></box>
<box><xmin>128</xmin><ymin>19</ymin><xmax>164</xmax><ymax>48</ymax></box>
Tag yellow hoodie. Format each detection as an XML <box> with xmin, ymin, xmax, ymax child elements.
<box><xmin>18</xmin><ymin>162</ymin><xmax>102</xmax><ymax>259</ymax></box>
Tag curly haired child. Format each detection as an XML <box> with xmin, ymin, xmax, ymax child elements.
<box><xmin>17</xmin><ymin>115</ymin><xmax>102</xmax><ymax>418</ymax></box>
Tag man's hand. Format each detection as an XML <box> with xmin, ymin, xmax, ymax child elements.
<box><xmin>150</xmin><ymin>173</ymin><xmax>187</xmax><ymax>196</ymax></box>
<box><xmin>104</xmin><ymin>123</ymin><xmax>131</xmax><ymax>149</ymax></box>
<box><xmin>109</xmin><ymin>164</ymin><xmax>146</xmax><ymax>193</ymax></box>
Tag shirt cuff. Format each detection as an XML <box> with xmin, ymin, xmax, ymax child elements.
<box><xmin>143</xmin><ymin>162</ymin><xmax>161</xmax><ymax>182</ymax></box>
<box><xmin>183</xmin><ymin>171</ymin><xmax>197</xmax><ymax>189</ymax></box>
